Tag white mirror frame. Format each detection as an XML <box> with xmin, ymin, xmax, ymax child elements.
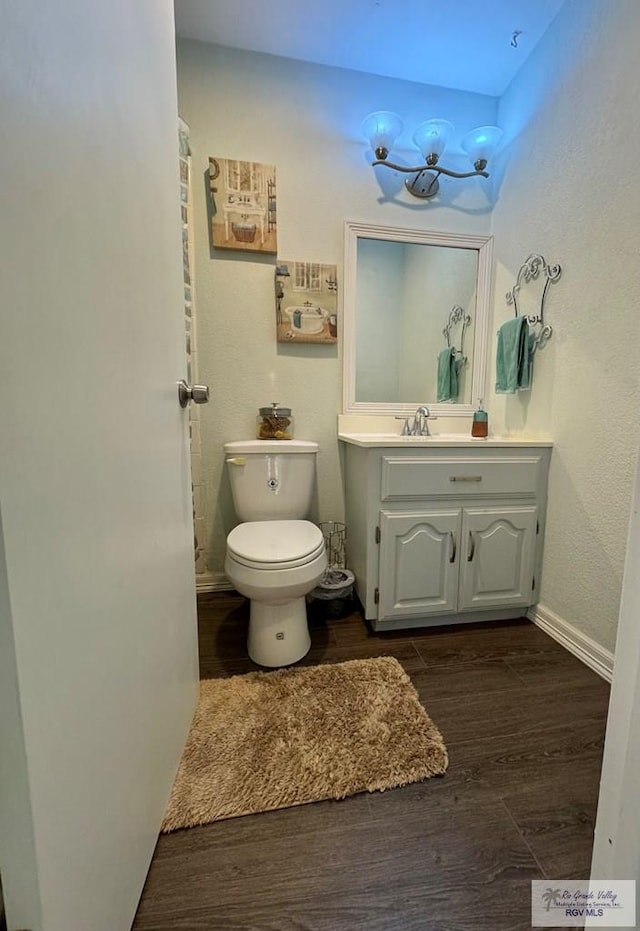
<box><xmin>342</xmin><ymin>220</ymin><xmax>494</xmax><ymax>417</ymax></box>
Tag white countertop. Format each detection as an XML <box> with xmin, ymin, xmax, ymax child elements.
<box><xmin>338</xmin><ymin>432</ymin><xmax>553</xmax><ymax>448</ymax></box>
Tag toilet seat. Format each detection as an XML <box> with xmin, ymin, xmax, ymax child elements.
<box><xmin>227</xmin><ymin>520</ymin><xmax>325</xmax><ymax>570</ymax></box>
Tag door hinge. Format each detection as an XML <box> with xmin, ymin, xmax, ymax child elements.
<box><xmin>375</xmin><ymin>526</ymin><xmax>381</xmax><ymax>544</ymax></box>
<box><xmin>532</xmin><ymin>576</ymin><xmax>536</xmax><ymax>590</ymax></box>
<box><xmin>374</xmin><ymin>587</ymin><xmax>379</xmax><ymax>604</ymax></box>
<box><xmin>536</xmin><ymin>520</ymin><xmax>540</xmax><ymax>535</ymax></box>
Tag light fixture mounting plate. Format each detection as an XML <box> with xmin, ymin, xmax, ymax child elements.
<box><xmin>405</xmin><ymin>169</ymin><xmax>439</xmax><ymax>199</ymax></box>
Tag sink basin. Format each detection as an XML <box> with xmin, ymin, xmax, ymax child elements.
<box><xmin>349</xmin><ymin>432</ymin><xmax>466</xmax><ymax>441</ymax></box>
<box><xmin>382</xmin><ymin>433</ymin><xmax>465</xmax><ymax>441</ymax></box>
<box><xmin>337</xmin><ymin>431</ymin><xmax>472</xmax><ymax>447</ymax></box>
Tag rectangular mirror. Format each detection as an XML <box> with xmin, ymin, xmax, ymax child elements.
<box><xmin>343</xmin><ymin>221</ymin><xmax>493</xmax><ymax>416</ymax></box>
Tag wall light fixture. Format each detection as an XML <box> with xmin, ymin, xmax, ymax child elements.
<box><xmin>362</xmin><ymin>111</ymin><xmax>503</xmax><ymax>200</ymax></box>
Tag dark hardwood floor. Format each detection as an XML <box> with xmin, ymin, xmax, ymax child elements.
<box><xmin>133</xmin><ymin>593</ymin><xmax>610</xmax><ymax>931</ymax></box>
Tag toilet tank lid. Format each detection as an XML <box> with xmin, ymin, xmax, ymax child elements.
<box><xmin>224</xmin><ymin>439</ymin><xmax>319</xmax><ymax>454</ymax></box>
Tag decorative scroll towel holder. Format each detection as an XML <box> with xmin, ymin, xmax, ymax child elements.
<box><xmin>443</xmin><ymin>304</ymin><xmax>471</xmax><ymax>365</ymax></box>
<box><xmin>506</xmin><ymin>253</ymin><xmax>562</xmax><ymax>352</ymax></box>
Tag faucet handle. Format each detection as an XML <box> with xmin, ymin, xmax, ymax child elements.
<box><xmin>394</xmin><ymin>416</ymin><xmax>411</xmax><ymax>436</ymax></box>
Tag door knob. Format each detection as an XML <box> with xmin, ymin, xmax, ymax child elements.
<box><xmin>178</xmin><ymin>380</ymin><xmax>210</xmax><ymax>408</ymax></box>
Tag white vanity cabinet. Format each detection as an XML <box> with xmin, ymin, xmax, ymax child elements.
<box><xmin>340</xmin><ymin>439</ymin><xmax>551</xmax><ymax>631</ymax></box>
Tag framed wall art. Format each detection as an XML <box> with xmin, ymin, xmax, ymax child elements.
<box><xmin>209</xmin><ymin>157</ymin><xmax>277</xmax><ymax>254</ymax></box>
<box><xmin>275</xmin><ymin>261</ymin><xmax>338</xmax><ymax>344</ymax></box>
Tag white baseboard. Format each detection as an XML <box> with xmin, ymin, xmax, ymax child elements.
<box><xmin>528</xmin><ymin>603</ymin><xmax>614</xmax><ymax>683</ymax></box>
<box><xmin>195</xmin><ymin>570</ymin><xmax>234</xmax><ymax>594</ymax></box>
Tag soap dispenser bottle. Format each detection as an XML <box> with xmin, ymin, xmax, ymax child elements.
<box><xmin>471</xmin><ymin>399</ymin><xmax>488</xmax><ymax>438</ymax></box>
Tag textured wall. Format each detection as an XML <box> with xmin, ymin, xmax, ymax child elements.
<box><xmin>490</xmin><ymin>0</ymin><xmax>640</xmax><ymax>652</ymax></box>
<box><xmin>176</xmin><ymin>40</ymin><xmax>495</xmax><ymax>578</ymax></box>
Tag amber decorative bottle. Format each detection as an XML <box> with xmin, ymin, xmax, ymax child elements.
<box><xmin>471</xmin><ymin>399</ymin><xmax>488</xmax><ymax>438</ymax></box>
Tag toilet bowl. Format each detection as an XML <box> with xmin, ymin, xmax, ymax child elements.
<box><xmin>223</xmin><ymin>437</ymin><xmax>327</xmax><ymax>665</ymax></box>
<box><xmin>225</xmin><ymin>519</ymin><xmax>327</xmax><ymax>666</ymax></box>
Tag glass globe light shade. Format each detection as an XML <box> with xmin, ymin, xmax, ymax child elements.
<box><xmin>412</xmin><ymin>119</ymin><xmax>454</xmax><ymax>163</ymax></box>
<box><xmin>361</xmin><ymin>111</ymin><xmax>403</xmax><ymax>159</ymax></box>
<box><xmin>461</xmin><ymin>125</ymin><xmax>504</xmax><ymax>169</ymax></box>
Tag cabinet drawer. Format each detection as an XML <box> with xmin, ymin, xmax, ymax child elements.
<box><xmin>381</xmin><ymin>456</ymin><xmax>542</xmax><ymax>500</ymax></box>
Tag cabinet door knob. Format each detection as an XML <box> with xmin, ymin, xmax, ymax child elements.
<box><xmin>467</xmin><ymin>531</ymin><xmax>476</xmax><ymax>562</ymax></box>
<box><xmin>449</xmin><ymin>531</ymin><xmax>457</xmax><ymax>563</ymax></box>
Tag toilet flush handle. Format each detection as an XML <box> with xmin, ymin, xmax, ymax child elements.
<box><xmin>226</xmin><ymin>457</ymin><xmax>247</xmax><ymax>466</ymax></box>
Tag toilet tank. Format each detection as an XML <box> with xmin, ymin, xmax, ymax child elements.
<box><xmin>224</xmin><ymin>439</ymin><xmax>319</xmax><ymax>522</ymax></box>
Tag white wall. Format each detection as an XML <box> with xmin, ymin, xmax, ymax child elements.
<box><xmin>176</xmin><ymin>40</ymin><xmax>496</xmax><ymax>577</ymax></box>
<box><xmin>489</xmin><ymin>0</ymin><xmax>640</xmax><ymax>652</ymax></box>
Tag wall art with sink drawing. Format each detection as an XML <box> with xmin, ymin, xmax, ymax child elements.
<box><xmin>209</xmin><ymin>157</ymin><xmax>277</xmax><ymax>254</ymax></box>
<box><xmin>275</xmin><ymin>261</ymin><xmax>338</xmax><ymax>344</ymax></box>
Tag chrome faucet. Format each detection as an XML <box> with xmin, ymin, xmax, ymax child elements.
<box><xmin>413</xmin><ymin>406</ymin><xmax>432</xmax><ymax>436</ymax></box>
<box><xmin>395</xmin><ymin>406</ymin><xmax>435</xmax><ymax>436</ymax></box>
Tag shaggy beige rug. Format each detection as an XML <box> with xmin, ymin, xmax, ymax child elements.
<box><xmin>161</xmin><ymin>656</ymin><xmax>448</xmax><ymax>832</ymax></box>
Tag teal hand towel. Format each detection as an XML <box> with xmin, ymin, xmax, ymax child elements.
<box><xmin>437</xmin><ymin>347</ymin><xmax>459</xmax><ymax>402</ymax></box>
<box><xmin>495</xmin><ymin>317</ymin><xmax>534</xmax><ymax>393</ymax></box>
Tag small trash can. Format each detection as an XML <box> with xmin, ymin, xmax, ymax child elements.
<box><xmin>319</xmin><ymin>521</ymin><xmax>347</xmax><ymax>568</ymax></box>
<box><xmin>311</xmin><ymin>568</ymin><xmax>355</xmax><ymax>619</ymax></box>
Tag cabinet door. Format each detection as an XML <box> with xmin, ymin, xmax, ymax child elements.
<box><xmin>459</xmin><ymin>506</ymin><xmax>537</xmax><ymax>611</ymax></box>
<box><xmin>379</xmin><ymin>510</ymin><xmax>460</xmax><ymax>619</ymax></box>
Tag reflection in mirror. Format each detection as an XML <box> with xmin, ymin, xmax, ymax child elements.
<box><xmin>355</xmin><ymin>239</ymin><xmax>478</xmax><ymax>404</ymax></box>
<box><xmin>343</xmin><ymin>222</ymin><xmax>493</xmax><ymax>416</ymax></box>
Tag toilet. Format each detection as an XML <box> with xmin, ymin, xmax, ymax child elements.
<box><xmin>224</xmin><ymin>439</ymin><xmax>327</xmax><ymax>667</ymax></box>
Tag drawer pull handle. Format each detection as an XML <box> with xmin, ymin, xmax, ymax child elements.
<box><xmin>450</xmin><ymin>475</ymin><xmax>483</xmax><ymax>482</ymax></box>
<box><xmin>449</xmin><ymin>531</ymin><xmax>457</xmax><ymax>563</ymax></box>
<box><xmin>467</xmin><ymin>531</ymin><xmax>476</xmax><ymax>562</ymax></box>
